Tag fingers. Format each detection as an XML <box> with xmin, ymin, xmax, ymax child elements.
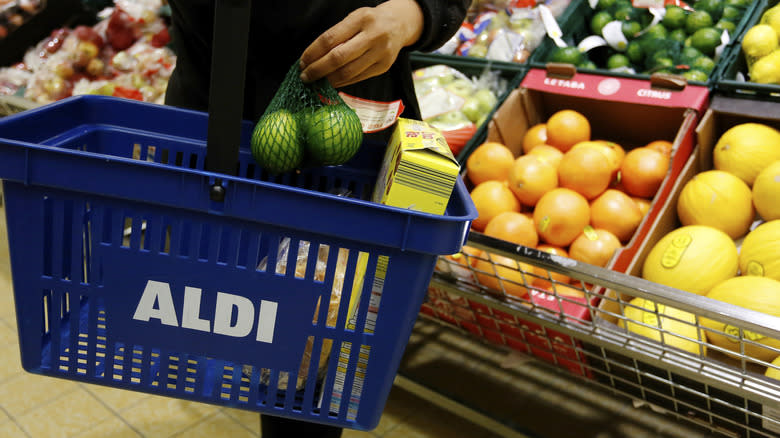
<box><xmin>299</xmin><ymin>10</ymin><xmax>367</xmax><ymax>82</ymax></box>
<box><xmin>329</xmin><ymin>57</ymin><xmax>389</xmax><ymax>88</ymax></box>
<box><xmin>300</xmin><ymin>31</ymin><xmax>369</xmax><ymax>84</ymax></box>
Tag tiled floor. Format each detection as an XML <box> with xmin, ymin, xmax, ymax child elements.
<box><xmin>0</xmin><ymin>191</ymin><xmax>501</xmax><ymax>437</ymax></box>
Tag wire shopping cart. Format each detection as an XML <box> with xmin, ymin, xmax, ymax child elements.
<box><xmin>0</xmin><ymin>0</ymin><xmax>476</xmax><ymax>431</ymax></box>
<box><xmin>427</xmin><ymin>232</ymin><xmax>780</xmax><ymax>438</ymax></box>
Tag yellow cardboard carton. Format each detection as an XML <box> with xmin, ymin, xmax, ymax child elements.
<box><xmin>371</xmin><ymin>118</ymin><xmax>460</xmax><ymax>215</ymax></box>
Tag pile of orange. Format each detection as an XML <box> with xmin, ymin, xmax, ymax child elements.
<box><xmin>459</xmin><ymin>109</ymin><xmax>672</xmax><ymax>299</ymax></box>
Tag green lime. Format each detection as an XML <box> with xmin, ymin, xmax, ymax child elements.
<box><xmin>653</xmin><ymin>68</ymin><xmax>674</xmax><ymax>75</ymax></box>
<box><xmin>695</xmin><ymin>0</ymin><xmax>724</xmax><ymax>22</ymax></box>
<box><xmin>685</xmin><ymin>36</ymin><xmax>693</xmax><ymax>47</ymax></box>
<box><xmin>548</xmin><ymin>46</ymin><xmax>585</xmax><ymax>65</ymax></box>
<box><xmin>691</xmin><ymin>27</ymin><xmax>723</xmax><ymax>56</ymax></box>
<box><xmin>682</xmin><ymin>46</ymin><xmax>704</xmax><ymax>59</ymax></box>
<box><xmin>663</xmin><ymin>6</ymin><xmax>688</xmax><ymax>30</ymax></box>
<box><xmin>644</xmin><ymin>24</ymin><xmax>669</xmax><ymax>40</ymax></box>
<box><xmin>591</xmin><ymin>11</ymin><xmax>614</xmax><ymax>36</ymax></box>
<box><xmin>721</xmin><ymin>5</ymin><xmax>742</xmax><ymax>21</ymax></box>
<box><xmin>686</xmin><ymin>10</ymin><xmax>714</xmax><ymax>34</ymax></box>
<box><xmin>715</xmin><ymin>19</ymin><xmax>736</xmax><ymax>34</ymax></box>
<box><xmin>639</xmin><ymin>10</ymin><xmax>654</xmax><ymax>28</ymax></box>
<box><xmin>669</xmin><ymin>28</ymin><xmax>688</xmax><ymax>44</ymax></box>
<box><xmin>607</xmin><ymin>53</ymin><xmax>631</xmax><ymax>70</ymax></box>
<box><xmin>578</xmin><ymin>60</ymin><xmax>598</xmax><ymax>70</ymax></box>
<box><xmin>682</xmin><ymin>69</ymin><xmax>709</xmax><ymax>82</ymax></box>
<box><xmin>613</xmin><ymin>7</ymin><xmax>636</xmax><ymax>22</ymax></box>
<box><xmin>304</xmin><ymin>104</ymin><xmax>363</xmax><ymax>166</ymax></box>
<box><xmin>692</xmin><ymin>56</ymin><xmax>716</xmax><ymax>74</ymax></box>
<box><xmin>653</xmin><ymin>57</ymin><xmax>676</xmax><ymax>70</ymax></box>
<box><xmin>724</xmin><ymin>0</ymin><xmax>750</xmax><ymax>7</ymax></box>
<box><xmin>626</xmin><ymin>40</ymin><xmax>644</xmax><ymax>64</ymax></box>
<box><xmin>251</xmin><ymin>110</ymin><xmax>304</xmax><ymax>174</ymax></box>
<box><xmin>622</xmin><ymin>21</ymin><xmax>642</xmax><ymax>39</ymax></box>
<box><xmin>596</xmin><ymin>0</ymin><xmax>617</xmax><ymax>10</ymax></box>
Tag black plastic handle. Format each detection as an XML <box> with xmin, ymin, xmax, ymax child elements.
<box><xmin>206</xmin><ymin>0</ymin><xmax>252</xmax><ymax>201</ymax></box>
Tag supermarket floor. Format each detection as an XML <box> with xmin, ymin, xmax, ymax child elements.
<box><xmin>0</xmin><ymin>192</ymin><xmax>504</xmax><ymax>438</ymax></box>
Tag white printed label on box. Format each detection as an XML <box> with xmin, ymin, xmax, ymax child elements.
<box><xmin>764</xmin><ymin>404</ymin><xmax>780</xmax><ymax>434</ymax></box>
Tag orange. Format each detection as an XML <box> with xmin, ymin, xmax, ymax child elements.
<box><xmin>507</xmin><ymin>154</ymin><xmax>558</xmax><ymax>206</ymax></box>
<box><xmin>632</xmin><ymin>196</ymin><xmax>651</xmax><ymax>218</ymax></box>
<box><xmin>569</xmin><ymin>228</ymin><xmax>622</xmax><ymax>268</ymax></box>
<box><xmin>620</xmin><ymin>147</ymin><xmax>669</xmax><ymax>198</ymax></box>
<box><xmin>531</xmin><ymin>244</ymin><xmax>571</xmax><ymax>289</ymax></box>
<box><xmin>558</xmin><ymin>145</ymin><xmax>613</xmax><ymax>200</ymax></box>
<box><xmin>523</xmin><ymin>123</ymin><xmax>548</xmax><ymax>154</ymax></box>
<box><xmin>645</xmin><ymin>140</ymin><xmax>674</xmax><ymax>156</ymax></box>
<box><xmin>445</xmin><ymin>245</ymin><xmax>482</xmax><ymax>268</ymax></box>
<box><xmin>484</xmin><ymin>211</ymin><xmax>539</xmax><ymax>248</ymax></box>
<box><xmin>528</xmin><ymin>144</ymin><xmax>564</xmax><ymax>169</ymax></box>
<box><xmin>541</xmin><ymin>283</ymin><xmax>586</xmax><ymax>299</ymax></box>
<box><xmin>546</xmin><ymin>110</ymin><xmax>591</xmax><ymax>152</ymax></box>
<box><xmin>466</xmin><ymin>142</ymin><xmax>515</xmax><ymax>186</ymax></box>
<box><xmin>596</xmin><ymin>140</ymin><xmax>626</xmax><ymax>166</ymax></box>
<box><xmin>590</xmin><ymin>189</ymin><xmax>644</xmax><ymax>243</ymax></box>
<box><xmin>470</xmin><ymin>180</ymin><xmax>521</xmax><ymax>231</ymax></box>
<box><xmin>474</xmin><ymin>252</ymin><xmax>531</xmax><ymax>298</ymax></box>
<box><xmin>533</xmin><ymin>188</ymin><xmax>591</xmax><ymax>247</ymax></box>
<box><xmin>571</xmin><ymin>141</ymin><xmax>621</xmax><ymax>173</ymax></box>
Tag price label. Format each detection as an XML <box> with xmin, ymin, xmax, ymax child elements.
<box><xmin>578</xmin><ymin>35</ymin><xmax>608</xmax><ymax>53</ymax></box>
<box><xmin>602</xmin><ymin>21</ymin><xmax>629</xmax><ymax>51</ymax></box>
<box><xmin>589</xmin><ymin>0</ymin><xmax>599</xmax><ymax>8</ymax></box>
<box><xmin>539</xmin><ymin>4</ymin><xmax>567</xmax><ymax>48</ymax></box>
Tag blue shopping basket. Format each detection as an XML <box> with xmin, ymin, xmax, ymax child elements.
<box><xmin>0</xmin><ymin>93</ymin><xmax>475</xmax><ymax>430</ymax></box>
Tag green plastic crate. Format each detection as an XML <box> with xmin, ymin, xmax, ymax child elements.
<box><xmin>529</xmin><ymin>0</ymin><xmax>761</xmax><ymax>88</ymax></box>
<box><xmin>715</xmin><ymin>0</ymin><xmax>780</xmax><ymax>102</ymax></box>
<box><xmin>409</xmin><ymin>53</ymin><xmax>528</xmax><ymax>163</ymax></box>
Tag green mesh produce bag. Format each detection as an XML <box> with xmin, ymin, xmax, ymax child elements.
<box><xmin>251</xmin><ymin>61</ymin><xmax>363</xmax><ymax>174</ymax></box>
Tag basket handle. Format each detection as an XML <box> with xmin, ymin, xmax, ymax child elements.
<box><xmin>205</xmin><ymin>0</ymin><xmax>252</xmax><ymax>201</ymax></box>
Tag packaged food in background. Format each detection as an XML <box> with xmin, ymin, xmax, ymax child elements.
<box><xmin>413</xmin><ymin>64</ymin><xmax>505</xmax><ymax>154</ymax></box>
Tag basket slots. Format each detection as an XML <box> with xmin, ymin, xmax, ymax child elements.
<box><xmin>7</xmin><ymin>184</ymin><xmax>389</xmax><ymax>422</ymax></box>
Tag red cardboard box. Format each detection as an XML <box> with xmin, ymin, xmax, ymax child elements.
<box><xmin>427</xmin><ymin>69</ymin><xmax>712</xmax><ymax>379</ymax></box>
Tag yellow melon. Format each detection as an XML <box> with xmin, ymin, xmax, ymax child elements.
<box><xmin>677</xmin><ymin>170</ymin><xmax>755</xmax><ymax>239</ymax></box>
<box><xmin>767</xmin><ymin>355</ymin><xmax>780</xmax><ymax>381</ymax></box>
<box><xmin>752</xmin><ymin>160</ymin><xmax>780</xmax><ymax>221</ymax></box>
<box><xmin>619</xmin><ymin>297</ymin><xmax>706</xmax><ymax>356</ymax></box>
<box><xmin>702</xmin><ymin>276</ymin><xmax>780</xmax><ymax>362</ymax></box>
<box><xmin>713</xmin><ymin>123</ymin><xmax>780</xmax><ymax>186</ymax></box>
<box><xmin>739</xmin><ymin>220</ymin><xmax>780</xmax><ymax>281</ymax></box>
<box><xmin>642</xmin><ymin>225</ymin><xmax>738</xmax><ymax>295</ymax></box>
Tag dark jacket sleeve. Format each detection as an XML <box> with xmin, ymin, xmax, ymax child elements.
<box><xmin>407</xmin><ymin>0</ymin><xmax>470</xmax><ymax>53</ymax></box>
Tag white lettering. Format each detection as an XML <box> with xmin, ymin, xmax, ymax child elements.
<box><xmin>181</xmin><ymin>287</ymin><xmax>211</xmax><ymax>332</ymax></box>
<box><xmin>544</xmin><ymin>78</ymin><xmax>586</xmax><ymax>90</ymax></box>
<box><xmin>135</xmin><ymin>281</ymin><xmax>278</xmax><ymax>342</ymax></box>
<box><xmin>213</xmin><ymin>292</ymin><xmax>255</xmax><ymax>338</ymax></box>
<box><xmin>637</xmin><ymin>89</ymin><xmax>672</xmax><ymax>100</ymax></box>
<box><xmin>133</xmin><ymin>280</ymin><xmax>179</xmax><ymax>326</ymax></box>
<box><xmin>256</xmin><ymin>300</ymin><xmax>278</xmax><ymax>343</ymax></box>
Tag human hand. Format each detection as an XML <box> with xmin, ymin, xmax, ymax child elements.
<box><xmin>299</xmin><ymin>0</ymin><xmax>423</xmax><ymax>88</ymax></box>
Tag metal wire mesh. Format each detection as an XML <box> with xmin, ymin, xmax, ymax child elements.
<box><xmin>425</xmin><ymin>233</ymin><xmax>780</xmax><ymax>438</ymax></box>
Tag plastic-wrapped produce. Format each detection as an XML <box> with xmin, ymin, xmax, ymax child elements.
<box><xmin>435</xmin><ymin>0</ymin><xmax>571</xmax><ymax>63</ymax></box>
<box><xmin>413</xmin><ymin>64</ymin><xmax>505</xmax><ymax>154</ymax></box>
<box><xmin>3</xmin><ymin>1</ymin><xmax>174</xmax><ymax>105</ymax></box>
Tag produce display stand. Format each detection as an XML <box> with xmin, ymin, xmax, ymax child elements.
<box><xmin>529</xmin><ymin>0</ymin><xmax>764</xmax><ymax>89</ymax></box>
<box><xmin>715</xmin><ymin>0</ymin><xmax>780</xmax><ymax>102</ymax></box>
<box><xmin>0</xmin><ymin>0</ymin><xmax>477</xmax><ymax>431</ymax></box>
<box><xmin>417</xmin><ymin>91</ymin><xmax>780</xmax><ymax>438</ymax></box>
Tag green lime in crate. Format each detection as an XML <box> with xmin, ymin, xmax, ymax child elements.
<box><xmin>531</xmin><ymin>0</ymin><xmax>760</xmax><ymax>86</ymax></box>
<box><xmin>716</xmin><ymin>0</ymin><xmax>780</xmax><ymax>101</ymax></box>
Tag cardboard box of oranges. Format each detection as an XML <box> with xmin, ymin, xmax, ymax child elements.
<box><xmin>431</xmin><ymin>67</ymin><xmax>712</xmax><ymax>377</ymax></box>
<box><xmin>589</xmin><ymin>95</ymin><xmax>780</xmax><ymax>438</ymax></box>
